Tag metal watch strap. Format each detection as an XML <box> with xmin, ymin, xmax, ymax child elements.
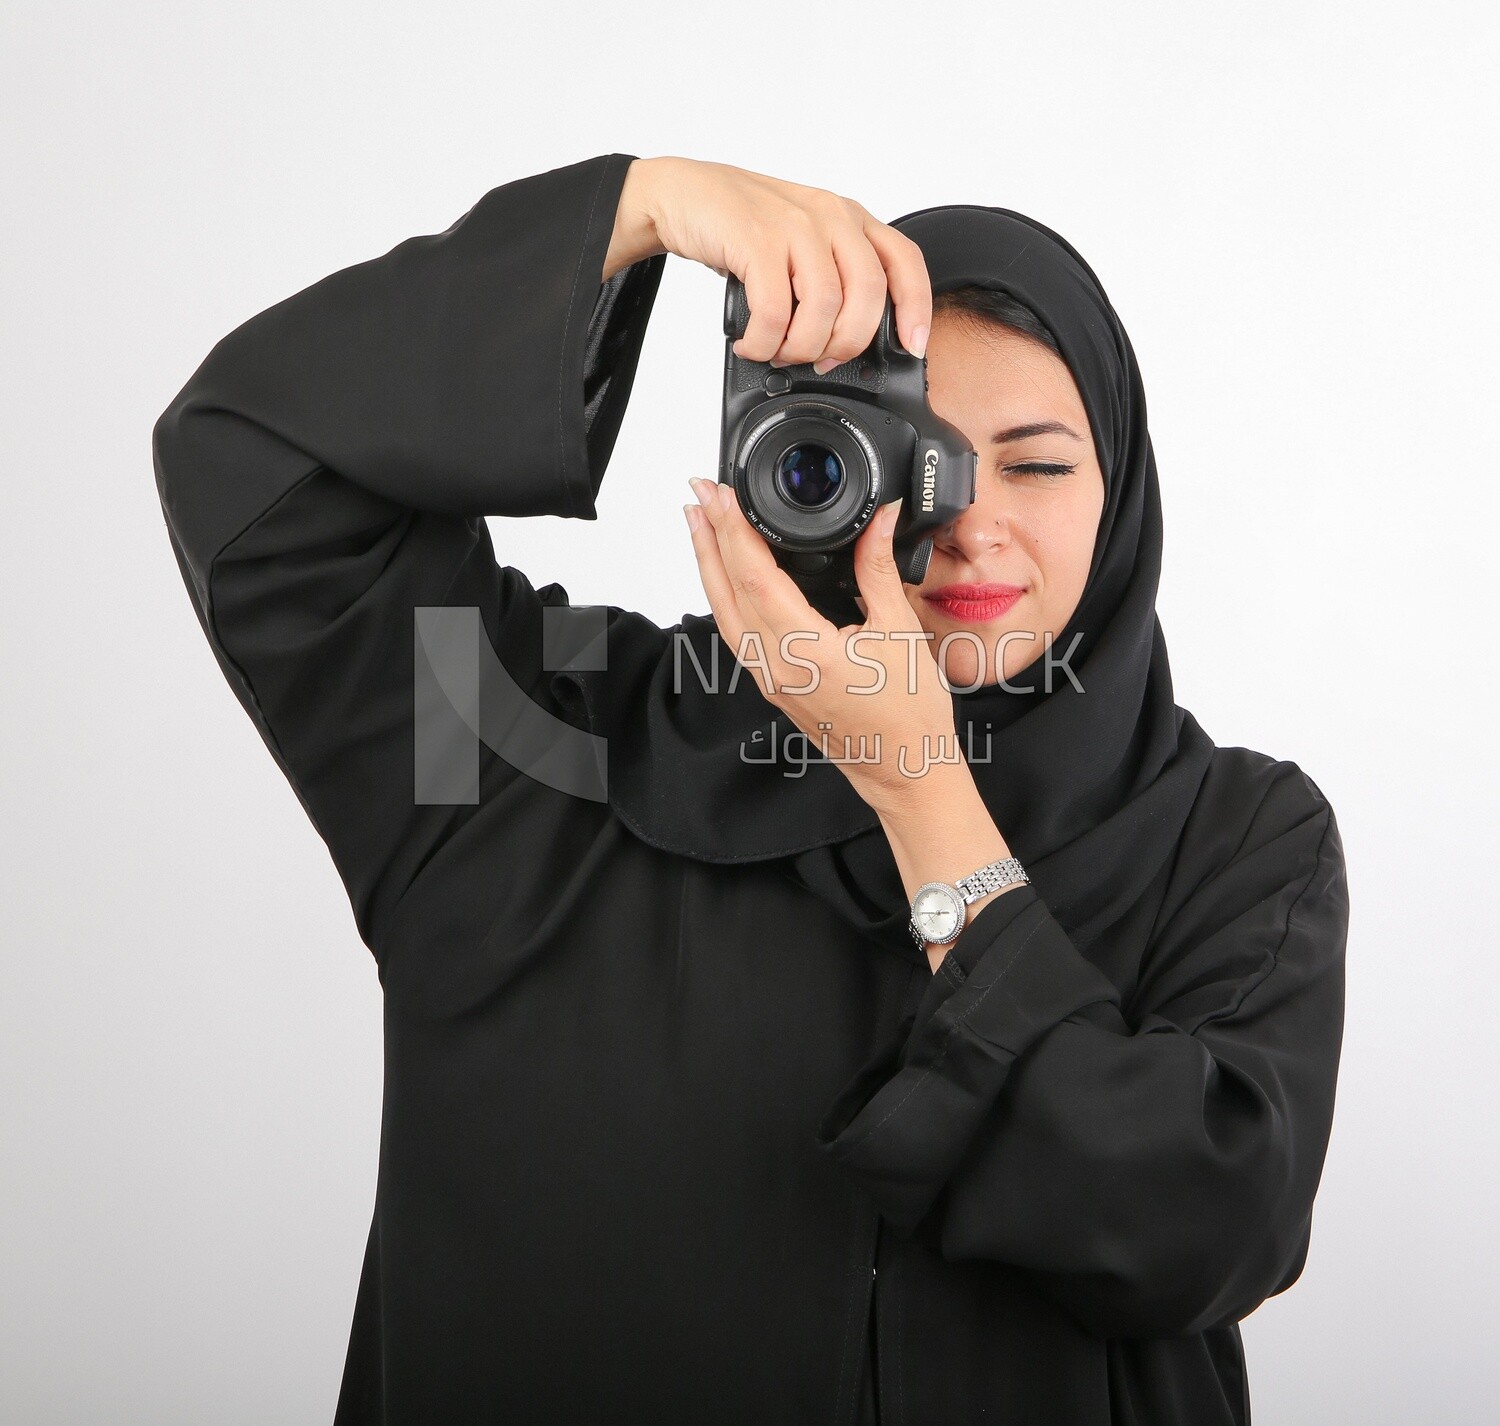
<box><xmin>954</xmin><ymin>856</ymin><xmax>1029</xmax><ymax>904</ymax></box>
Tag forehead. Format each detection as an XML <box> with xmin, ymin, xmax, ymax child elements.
<box><xmin>926</xmin><ymin>315</ymin><xmax>1093</xmax><ymax>431</ymax></box>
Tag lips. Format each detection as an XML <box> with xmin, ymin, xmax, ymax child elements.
<box><xmin>923</xmin><ymin>582</ymin><xmax>1026</xmax><ymax>621</ymax></box>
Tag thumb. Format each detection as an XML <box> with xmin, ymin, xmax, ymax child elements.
<box><xmin>852</xmin><ymin>499</ymin><xmax>917</xmax><ymax>628</ymax></box>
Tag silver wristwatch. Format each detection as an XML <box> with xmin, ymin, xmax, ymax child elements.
<box><xmin>908</xmin><ymin>856</ymin><xmax>1029</xmax><ymax>950</ymax></box>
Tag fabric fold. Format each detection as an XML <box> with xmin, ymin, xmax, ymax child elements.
<box><xmin>817</xmin><ymin>885</ymin><xmax>1124</xmax><ymax>1230</ymax></box>
<box><xmin>818</xmin><ymin>784</ymin><xmax>1346</xmax><ymax>1342</ymax></box>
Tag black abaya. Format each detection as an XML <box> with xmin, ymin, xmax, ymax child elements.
<box><xmin>152</xmin><ymin>151</ymin><xmax>1348</xmax><ymax>1425</ymax></box>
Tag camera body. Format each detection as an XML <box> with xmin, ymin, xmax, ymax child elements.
<box><xmin>717</xmin><ymin>274</ymin><xmax>978</xmax><ymax>624</ymax></box>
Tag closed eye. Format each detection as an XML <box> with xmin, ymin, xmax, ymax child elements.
<box><xmin>1003</xmin><ymin>461</ymin><xmax>1077</xmax><ymax>479</ymax></box>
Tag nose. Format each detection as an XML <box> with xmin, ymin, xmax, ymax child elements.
<box><xmin>933</xmin><ymin>486</ymin><xmax>1015</xmax><ymax>560</ymax></box>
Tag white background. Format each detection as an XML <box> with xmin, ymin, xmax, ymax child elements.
<box><xmin>3</xmin><ymin>2</ymin><xmax>1495</xmax><ymax>1421</ymax></box>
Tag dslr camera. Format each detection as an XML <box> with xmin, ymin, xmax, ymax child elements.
<box><xmin>716</xmin><ymin>274</ymin><xmax>978</xmax><ymax>624</ymax></box>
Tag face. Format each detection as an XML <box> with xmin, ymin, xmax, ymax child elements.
<box><xmin>855</xmin><ymin>312</ymin><xmax>1106</xmax><ymax>689</ymax></box>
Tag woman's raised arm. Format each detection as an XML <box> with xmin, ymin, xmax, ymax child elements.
<box><xmin>152</xmin><ymin>153</ymin><xmax>665</xmax><ymax>966</ymax></box>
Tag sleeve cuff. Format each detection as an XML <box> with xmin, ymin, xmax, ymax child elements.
<box><xmin>154</xmin><ymin>152</ymin><xmax>669</xmax><ymax>543</ymax></box>
<box><xmin>816</xmin><ymin>884</ymin><xmax>1126</xmax><ymax>1230</ymax></box>
<box><xmin>555</xmin><ymin>153</ymin><xmax>666</xmax><ymax>522</ymax></box>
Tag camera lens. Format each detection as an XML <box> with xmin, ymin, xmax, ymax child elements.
<box><xmin>735</xmin><ymin>400</ymin><xmax>881</xmax><ymax>552</ymax></box>
<box><xmin>774</xmin><ymin>444</ymin><xmax>844</xmax><ymax>509</ymax></box>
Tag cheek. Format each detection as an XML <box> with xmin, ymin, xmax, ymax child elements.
<box><xmin>1033</xmin><ymin>499</ymin><xmax>1101</xmax><ymax>596</ymax></box>
<box><xmin>1064</xmin><ymin>510</ymin><xmax>1100</xmax><ymax>583</ymax></box>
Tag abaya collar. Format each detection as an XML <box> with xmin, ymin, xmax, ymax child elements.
<box><xmin>552</xmin><ymin>200</ymin><xmax>1217</xmax><ymax>961</ymax></box>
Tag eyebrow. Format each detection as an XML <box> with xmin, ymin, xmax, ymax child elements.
<box><xmin>990</xmin><ymin>421</ymin><xmax>1084</xmax><ymax>444</ymax></box>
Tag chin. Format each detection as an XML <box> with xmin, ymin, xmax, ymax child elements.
<box><xmin>939</xmin><ymin>663</ymin><xmax>989</xmax><ymax>691</ymax></box>
<box><xmin>928</xmin><ymin>618</ymin><xmax>1042</xmax><ymax>690</ymax></box>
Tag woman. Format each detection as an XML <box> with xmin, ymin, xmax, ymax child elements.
<box><xmin>152</xmin><ymin>152</ymin><xmax>1348</xmax><ymax>1425</ymax></box>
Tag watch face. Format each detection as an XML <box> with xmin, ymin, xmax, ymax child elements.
<box><xmin>913</xmin><ymin>884</ymin><xmax>963</xmax><ymax>942</ymax></box>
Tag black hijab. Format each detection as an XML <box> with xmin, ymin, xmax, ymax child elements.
<box><xmin>552</xmin><ymin>200</ymin><xmax>1217</xmax><ymax>963</ymax></box>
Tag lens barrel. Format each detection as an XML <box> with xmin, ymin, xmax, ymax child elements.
<box><xmin>736</xmin><ymin>400</ymin><xmax>883</xmax><ymax>549</ymax></box>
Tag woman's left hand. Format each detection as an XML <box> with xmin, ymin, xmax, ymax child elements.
<box><xmin>684</xmin><ymin>477</ymin><xmax>958</xmax><ymax>812</ymax></box>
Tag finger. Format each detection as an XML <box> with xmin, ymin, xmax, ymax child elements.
<box><xmin>701</xmin><ymin>481</ymin><xmax>836</xmax><ymax>647</ymax></box>
<box><xmin>772</xmin><ymin>235</ymin><xmax>844</xmax><ymax>367</ymax></box>
<box><xmin>684</xmin><ymin>495</ymin><xmax>750</xmax><ymax>659</ymax></box>
<box><xmin>862</xmin><ymin>217</ymin><xmax>933</xmax><ymax>358</ymax></box>
<box><xmin>811</xmin><ymin>229</ymin><xmax>889</xmax><ymax>373</ymax></box>
<box><xmin>852</xmin><ymin>498</ymin><xmax>916</xmax><ymax>628</ymax></box>
<box><xmin>732</xmin><ymin>255</ymin><xmax>794</xmax><ymax>364</ymax></box>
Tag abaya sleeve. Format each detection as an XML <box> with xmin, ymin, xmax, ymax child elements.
<box><xmin>152</xmin><ymin>153</ymin><xmax>664</xmax><ymax>958</ymax></box>
<box><xmin>817</xmin><ymin>763</ymin><xmax>1348</xmax><ymax>1341</ymax></box>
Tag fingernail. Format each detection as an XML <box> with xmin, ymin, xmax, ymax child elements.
<box><xmin>717</xmin><ymin>483</ymin><xmax>735</xmax><ymax>511</ymax></box>
<box><xmin>683</xmin><ymin>503</ymin><xmax>703</xmax><ymax>533</ymax></box>
<box><xmin>885</xmin><ymin>497</ymin><xmax>903</xmax><ymax>532</ymax></box>
<box><xmin>691</xmin><ymin>478</ymin><xmax>716</xmax><ymax>508</ymax></box>
<box><xmin>812</xmin><ymin>357</ymin><xmax>839</xmax><ymax>375</ymax></box>
<box><xmin>910</xmin><ymin>325</ymin><xmax>928</xmax><ymax>359</ymax></box>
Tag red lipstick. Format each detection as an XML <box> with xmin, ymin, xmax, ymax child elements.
<box><xmin>922</xmin><ymin>582</ymin><xmax>1026</xmax><ymax>622</ymax></box>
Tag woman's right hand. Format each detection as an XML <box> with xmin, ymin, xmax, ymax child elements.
<box><xmin>605</xmin><ymin>155</ymin><xmax>932</xmax><ymax>373</ymax></box>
